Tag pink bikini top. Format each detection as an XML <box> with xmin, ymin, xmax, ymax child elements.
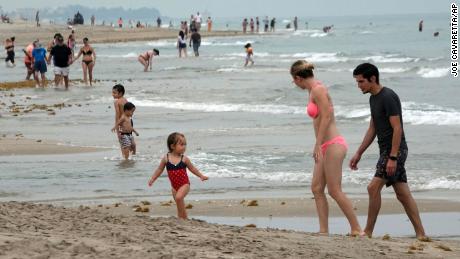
<box><xmin>307</xmin><ymin>98</ymin><xmax>319</xmax><ymax>119</ymax></box>
<box><xmin>306</xmin><ymin>82</ymin><xmax>332</xmax><ymax>119</ymax></box>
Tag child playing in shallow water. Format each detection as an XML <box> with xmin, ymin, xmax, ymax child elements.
<box><xmin>111</xmin><ymin>84</ymin><xmax>129</xmax><ymax>156</ymax></box>
<box><xmin>148</xmin><ymin>132</ymin><xmax>208</xmax><ymax>219</ymax></box>
<box><xmin>116</xmin><ymin>102</ymin><xmax>139</xmax><ymax>160</ymax></box>
<box><xmin>244</xmin><ymin>43</ymin><xmax>254</xmax><ymax>67</ymax></box>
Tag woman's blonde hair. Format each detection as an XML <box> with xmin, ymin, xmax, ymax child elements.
<box><xmin>290</xmin><ymin>60</ymin><xmax>315</xmax><ymax>78</ymax></box>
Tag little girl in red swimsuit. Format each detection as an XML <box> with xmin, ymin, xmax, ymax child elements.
<box><xmin>148</xmin><ymin>132</ymin><xmax>208</xmax><ymax>219</ymax></box>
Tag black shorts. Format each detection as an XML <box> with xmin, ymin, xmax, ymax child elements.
<box><xmin>375</xmin><ymin>149</ymin><xmax>408</xmax><ymax>187</ymax></box>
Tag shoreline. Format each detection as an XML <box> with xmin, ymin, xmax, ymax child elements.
<box><xmin>88</xmin><ymin>197</ymin><xmax>460</xmax><ymax>218</ymax></box>
<box><xmin>0</xmin><ymin>137</ymin><xmax>107</xmax><ymax>156</ymax></box>
<box><xmin>1</xmin><ymin>201</ymin><xmax>459</xmax><ymax>258</ymax></box>
<box><xmin>0</xmin><ymin>20</ymin><xmax>250</xmax><ymax>48</ymax></box>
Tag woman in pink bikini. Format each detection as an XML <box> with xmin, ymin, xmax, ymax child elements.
<box><xmin>290</xmin><ymin>60</ymin><xmax>363</xmax><ymax>236</ymax></box>
<box><xmin>148</xmin><ymin>132</ymin><xmax>208</xmax><ymax>219</ymax></box>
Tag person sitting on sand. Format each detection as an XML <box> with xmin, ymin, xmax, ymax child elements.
<box><xmin>244</xmin><ymin>43</ymin><xmax>254</xmax><ymax>67</ymax></box>
<box><xmin>290</xmin><ymin>60</ymin><xmax>364</xmax><ymax>236</ymax></box>
<box><xmin>138</xmin><ymin>48</ymin><xmax>159</xmax><ymax>72</ymax></box>
<box><xmin>73</xmin><ymin>37</ymin><xmax>96</xmax><ymax>86</ymax></box>
<box><xmin>148</xmin><ymin>132</ymin><xmax>209</xmax><ymax>219</ymax></box>
<box><xmin>115</xmin><ymin>102</ymin><xmax>139</xmax><ymax>160</ymax></box>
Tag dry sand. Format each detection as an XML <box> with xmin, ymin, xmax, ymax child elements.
<box><xmin>1</xmin><ymin>201</ymin><xmax>459</xmax><ymax>259</ymax></box>
<box><xmin>0</xmin><ymin>137</ymin><xmax>105</xmax><ymax>156</ymax></box>
<box><xmin>1</xmin><ymin>21</ymin><xmax>244</xmax><ymax>47</ymax></box>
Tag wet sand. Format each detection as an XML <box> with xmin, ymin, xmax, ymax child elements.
<box><xmin>96</xmin><ymin>197</ymin><xmax>460</xmax><ymax>218</ymax></box>
<box><xmin>0</xmin><ymin>137</ymin><xmax>106</xmax><ymax>156</ymax></box>
<box><xmin>1</xmin><ymin>201</ymin><xmax>459</xmax><ymax>258</ymax></box>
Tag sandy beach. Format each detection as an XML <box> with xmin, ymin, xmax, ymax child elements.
<box><xmin>1</xmin><ymin>201</ymin><xmax>459</xmax><ymax>259</ymax></box>
<box><xmin>1</xmin><ymin>10</ymin><xmax>459</xmax><ymax>259</ymax></box>
<box><xmin>0</xmin><ymin>21</ymin><xmax>243</xmax><ymax>47</ymax></box>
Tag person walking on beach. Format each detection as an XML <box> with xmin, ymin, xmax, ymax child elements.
<box><xmin>270</xmin><ymin>18</ymin><xmax>276</xmax><ymax>32</ymax></box>
<box><xmin>207</xmin><ymin>17</ymin><xmax>212</xmax><ymax>32</ymax></box>
<box><xmin>47</xmin><ymin>35</ymin><xmax>72</xmax><ymax>89</ymax></box>
<box><xmin>263</xmin><ymin>16</ymin><xmax>269</xmax><ymax>32</ymax></box>
<box><xmin>148</xmin><ymin>132</ymin><xmax>209</xmax><ymax>219</ymax></box>
<box><xmin>157</xmin><ymin>17</ymin><xmax>162</xmax><ymax>28</ymax></box>
<box><xmin>115</xmin><ymin>102</ymin><xmax>139</xmax><ymax>160</ymax></box>
<box><xmin>91</xmin><ymin>15</ymin><xmax>95</xmax><ymax>26</ymax></box>
<box><xmin>35</xmin><ymin>10</ymin><xmax>40</xmax><ymax>27</ymax></box>
<box><xmin>256</xmin><ymin>17</ymin><xmax>260</xmax><ymax>33</ymax></box>
<box><xmin>32</xmin><ymin>41</ymin><xmax>47</xmax><ymax>88</ymax></box>
<box><xmin>244</xmin><ymin>43</ymin><xmax>254</xmax><ymax>67</ymax></box>
<box><xmin>23</xmin><ymin>41</ymin><xmax>36</xmax><ymax>80</ymax></box>
<box><xmin>250</xmin><ymin>18</ymin><xmax>255</xmax><ymax>33</ymax></box>
<box><xmin>189</xmin><ymin>29</ymin><xmax>201</xmax><ymax>57</ymax></box>
<box><xmin>118</xmin><ymin>17</ymin><xmax>123</xmax><ymax>28</ymax></box>
<box><xmin>242</xmin><ymin>18</ymin><xmax>248</xmax><ymax>33</ymax></box>
<box><xmin>73</xmin><ymin>37</ymin><xmax>96</xmax><ymax>86</ymax></box>
<box><xmin>293</xmin><ymin>16</ymin><xmax>298</xmax><ymax>31</ymax></box>
<box><xmin>177</xmin><ymin>31</ymin><xmax>187</xmax><ymax>58</ymax></box>
<box><xmin>138</xmin><ymin>48</ymin><xmax>159</xmax><ymax>72</ymax></box>
<box><xmin>4</xmin><ymin>37</ymin><xmax>15</xmax><ymax>67</ymax></box>
<box><xmin>290</xmin><ymin>60</ymin><xmax>364</xmax><ymax>236</ymax></box>
<box><xmin>195</xmin><ymin>12</ymin><xmax>202</xmax><ymax>31</ymax></box>
<box><xmin>350</xmin><ymin>63</ymin><xmax>428</xmax><ymax>240</ymax></box>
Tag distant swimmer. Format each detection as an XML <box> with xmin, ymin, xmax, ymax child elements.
<box><xmin>419</xmin><ymin>20</ymin><xmax>423</xmax><ymax>32</ymax></box>
<box><xmin>322</xmin><ymin>25</ymin><xmax>333</xmax><ymax>33</ymax></box>
<box><xmin>433</xmin><ymin>32</ymin><xmax>439</xmax><ymax>37</ymax></box>
<box><xmin>138</xmin><ymin>48</ymin><xmax>159</xmax><ymax>72</ymax></box>
<box><xmin>73</xmin><ymin>37</ymin><xmax>96</xmax><ymax>86</ymax></box>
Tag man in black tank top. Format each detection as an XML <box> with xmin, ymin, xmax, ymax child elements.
<box><xmin>349</xmin><ymin>63</ymin><xmax>428</xmax><ymax>240</ymax></box>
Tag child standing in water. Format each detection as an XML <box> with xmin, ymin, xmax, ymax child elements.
<box><xmin>244</xmin><ymin>43</ymin><xmax>254</xmax><ymax>67</ymax></box>
<box><xmin>111</xmin><ymin>84</ymin><xmax>129</xmax><ymax>156</ymax></box>
<box><xmin>116</xmin><ymin>102</ymin><xmax>139</xmax><ymax>160</ymax></box>
<box><xmin>148</xmin><ymin>132</ymin><xmax>208</xmax><ymax>219</ymax></box>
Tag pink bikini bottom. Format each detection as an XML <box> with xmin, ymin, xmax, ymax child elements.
<box><xmin>320</xmin><ymin>135</ymin><xmax>348</xmax><ymax>155</ymax></box>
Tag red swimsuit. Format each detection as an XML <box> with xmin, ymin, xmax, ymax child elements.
<box><xmin>166</xmin><ymin>154</ymin><xmax>190</xmax><ymax>191</ymax></box>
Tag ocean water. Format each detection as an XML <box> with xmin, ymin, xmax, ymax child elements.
<box><xmin>1</xmin><ymin>13</ymin><xmax>459</xmax><ymax>205</ymax></box>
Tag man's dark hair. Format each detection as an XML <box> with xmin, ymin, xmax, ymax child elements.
<box><xmin>112</xmin><ymin>84</ymin><xmax>125</xmax><ymax>95</ymax></box>
<box><xmin>244</xmin><ymin>43</ymin><xmax>251</xmax><ymax>48</ymax></box>
<box><xmin>153</xmin><ymin>48</ymin><xmax>159</xmax><ymax>55</ymax></box>
<box><xmin>123</xmin><ymin>102</ymin><xmax>135</xmax><ymax>111</ymax></box>
<box><xmin>353</xmin><ymin>63</ymin><xmax>380</xmax><ymax>84</ymax></box>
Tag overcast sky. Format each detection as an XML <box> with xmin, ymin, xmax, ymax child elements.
<box><xmin>0</xmin><ymin>0</ymin><xmax>453</xmax><ymax>17</ymax></box>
